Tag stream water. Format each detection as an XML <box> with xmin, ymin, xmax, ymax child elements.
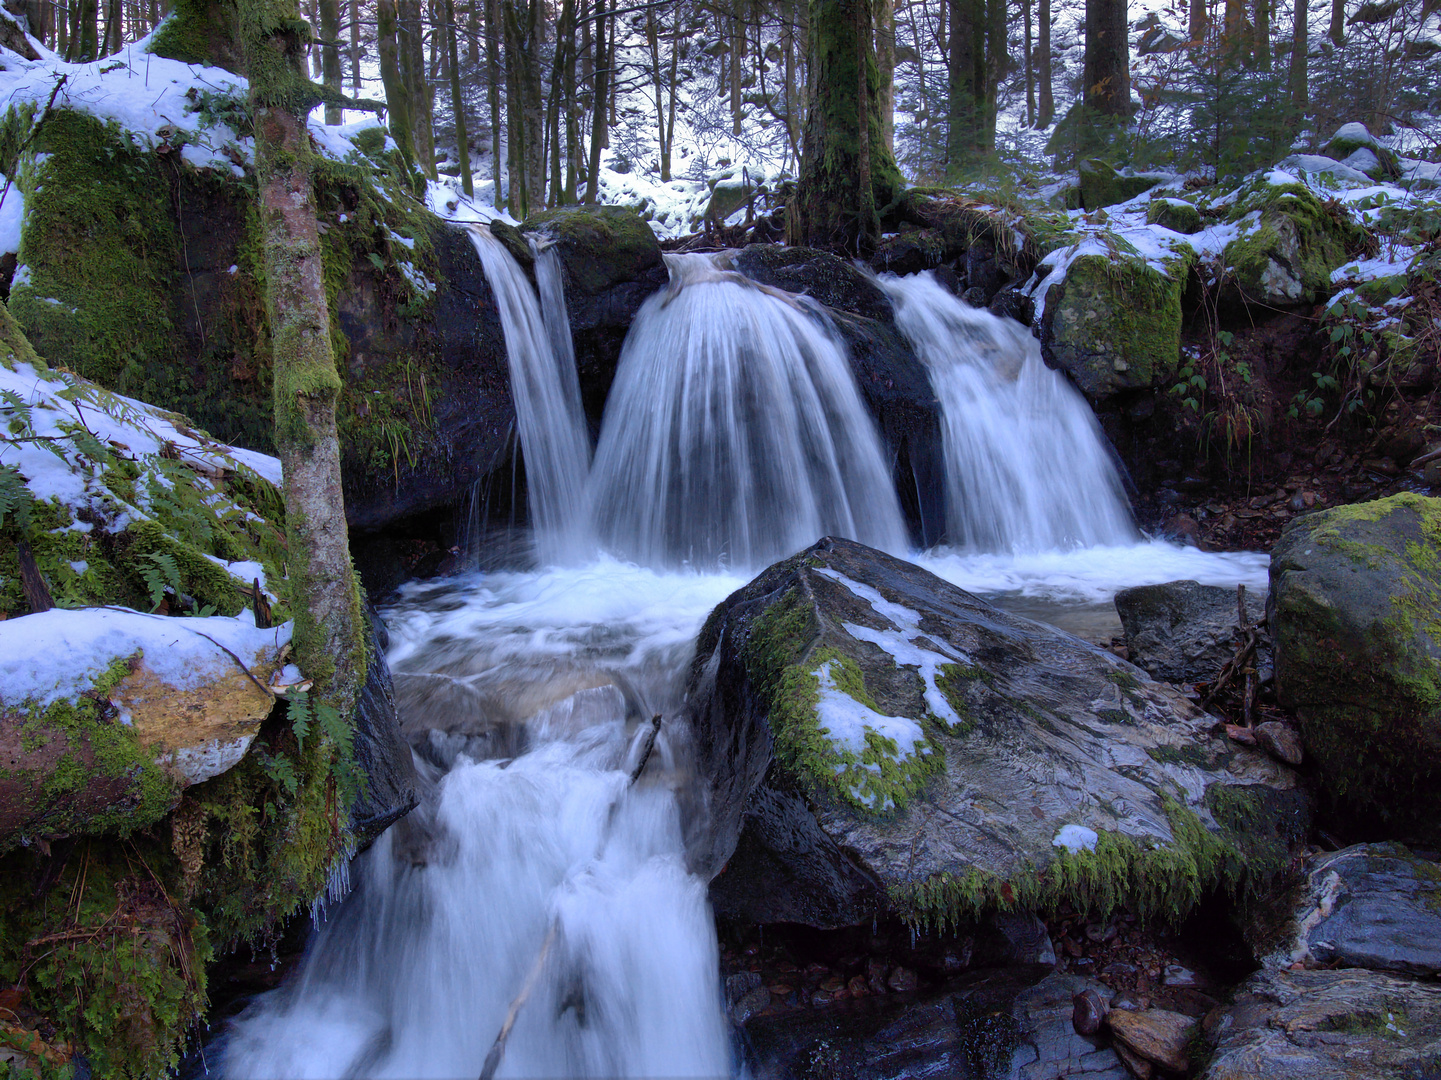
<box><xmin>216</xmin><ymin>236</ymin><xmax>1267</xmax><ymax>1079</ymax></box>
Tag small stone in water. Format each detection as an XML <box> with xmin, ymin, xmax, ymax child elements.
<box><xmin>886</xmin><ymin>966</ymin><xmax>918</xmax><ymax>992</ymax></box>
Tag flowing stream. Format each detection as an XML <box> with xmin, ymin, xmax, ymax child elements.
<box><xmin>217</xmin><ymin>234</ymin><xmax>1268</xmax><ymax>1078</ymax></box>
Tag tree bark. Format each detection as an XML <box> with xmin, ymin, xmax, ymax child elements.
<box><xmin>1254</xmin><ymin>0</ymin><xmax>1269</xmax><ymax>67</ymax></box>
<box><xmin>985</xmin><ymin>0</ymin><xmax>1005</xmax><ymax>144</ymax></box>
<box><xmin>946</xmin><ymin>0</ymin><xmax>983</xmax><ymax>164</ymax></box>
<box><xmin>1328</xmin><ymin>0</ymin><xmax>1343</xmax><ymax>45</ymax></box>
<box><xmin>238</xmin><ymin>0</ymin><xmax>366</xmax><ymax>758</ymax></box>
<box><xmin>445</xmin><ymin>0</ymin><xmax>473</xmax><ymax>194</ymax></box>
<box><xmin>378</xmin><ymin>0</ymin><xmax>418</xmax><ymax>169</ymax></box>
<box><xmin>485</xmin><ymin>0</ymin><xmax>502</xmax><ymax>206</ymax></box>
<box><xmin>319</xmin><ymin>0</ymin><xmax>342</xmax><ymax>122</ymax></box>
<box><xmin>1190</xmin><ymin>0</ymin><xmax>1207</xmax><ymax>41</ymax></box>
<box><xmin>1024</xmin><ymin>0</ymin><xmax>1034</xmax><ymax>126</ymax></box>
<box><xmin>876</xmin><ymin>0</ymin><xmax>895</xmax><ymax>152</ymax></box>
<box><xmin>1288</xmin><ymin>0</ymin><xmax>1306</xmax><ymax>107</ymax></box>
<box><xmin>584</xmin><ymin>0</ymin><xmax>607</xmax><ymax>203</ymax></box>
<box><xmin>350</xmin><ymin>0</ymin><xmax>361</xmax><ymax>90</ymax></box>
<box><xmin>789</xmin><ymin>0</ymin><xmax>903</xmax><ymax>254</ymax></box>
<box><xmin>1083</xmin><ymin>0</ymin><xmax>1130</xmax><ymax>115</ymax></box>
<box><xmin>400</xmin><ymin>0</ymin><xmax>436</xmax><ymax>177</ymax></box>
<box><xmin>1037</xmin><ymin>0</ymin><xmax>1053</xmax><ymax>125</ymax></box>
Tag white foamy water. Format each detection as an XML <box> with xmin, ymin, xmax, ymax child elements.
<box><xmin>470</xmin><ymin>226</ymin><xmax>592</xmax><ymax>564</ymax></box>
<box><xmin>880</xmin><ymin>271</ymin><xmax>1136</xmax><ymax>553</ymax></box>
<box><xmin>587</xmin><ymin>251</ymin><xmax>908</xmax><ymax>570</ymax></box>
<box><xmin>220</xmin><ymin>563</ymin><xmax>744</xmax><ymax>1080</ymax></box>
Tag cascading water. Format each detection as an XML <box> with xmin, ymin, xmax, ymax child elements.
<box><xmin>218</xmin><ymin>564</ymin><xmax>743</xmax><ymax>1080</ymax></box>
<box><xmin>469</xmin><ymin>226</ymin><xmax>592</xmax><ymax>563</ymax></box>
<box><xmin>880</xmin><ymin>271</ymin><xmax>1136</xmax><ymax>553</ymax></box>
<box><xmin>587</xmin><ymin>251</ymin><xmax>908</xmax><ymax>569</ymax></box>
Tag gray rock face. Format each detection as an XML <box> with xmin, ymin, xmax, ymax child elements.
<box><xmin>1202</xmin><ymin>967</ymin><xmax>1441</xmax><ymax>1080</ymax></box>
<box><xmin>1256</xmin><ymin>844</ymin><xmax>1441</xmax><ymax>978</ymax></box>
<box><xmin>1267</xmin><ymin>493</ymin><xmax>1441</xmax><ymax>839</ymax></box>
<box><xmin>741</xmin><ymin>969</ymin><xmax>1129</xmax><ymax>1080</ymax></box>
<box><xmin>1114</xmin><ymin>579</ymin><xmax>1268</xmax><ymax>684</ymax></box>
<box><xmin>691</xmin><ymin>538</ymin><xmax>1306</xmax><ymax>929</ymax></box>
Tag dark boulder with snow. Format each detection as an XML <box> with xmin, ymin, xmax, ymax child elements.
<box><xmin>688</xmin><ymin>537</ymin><xmax>1306</xmax><ymax>929</ymax></box>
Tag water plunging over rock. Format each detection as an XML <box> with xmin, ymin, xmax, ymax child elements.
<box><xmin>468</xmin><ymin>226</ymin><xmax>592</xmax><ymax>563</ymax></box>
<box><xmin>880</xmin><ymin>271</ymin><xmax>1136</xmax><ymax>553</ymax></box>
<box><xmin>587</xmin><ymin>251</ymin><xmax>908</xmax><ymax>569</ymax></box>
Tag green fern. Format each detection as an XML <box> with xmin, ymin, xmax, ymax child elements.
<box><xmin>289</xmin><ymin>691</ymin><xmax>314</xmax><ymax>751</ymax></box>
<box><xmin>0</xmin><ymin>464</ymin><xmax>32</xmax><ymax>529</ymax></box>
<box><xmin>139</xmin><ymin>550</ymin><xmax>181</xmax><ymax>611</ymax></box>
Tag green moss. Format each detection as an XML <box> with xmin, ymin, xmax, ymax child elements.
<box><xmin>1</xmin><ymin>659</ymin><xmax>180</xmax><ymax>849</ymax></box>
<box><xmin>1145</xmin><ymin>742</ymin><xmax>1218</xmax><ymax>768</ymax></box>
<box><xmin>524</xmin><ymin>206</ymin><xmax>661</xmax><ymax>295</ymax></box>
<box><xmin>9</xmin><ymin>110</ymin><xmax>179</xmax><ymax>389</ymax></box>
<box><xmin>149</xmin><ymin>0</ymin><xmax>241</xmax><ymax>68</ymax></box>
<box><xmin>1222</xmin><ymin>179</ymin><xmax>1362</xmax><ymax>303</ymax></box>
<box><xmin>890</xmin><ymin>797</ymin><xmax>1264</xmax><ymax>932</ymax></box>
<box><xmin>1146</xmin><ymin>197</ymin><xmax>1203</xmax><ymax>235</ymax></box>
<box><xmin>0</xmin><ymin>840</ymin><xmax>211</xmax><ymax>1078</ymax></box>
<box><xmin>935</xmin><ymin>662</ymin><xmax>994</xmax><ymax>735</ymax></box>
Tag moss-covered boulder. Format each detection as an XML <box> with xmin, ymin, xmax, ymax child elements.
<box><xmin>1038</xmin><ymin>240</ymin><xmax>1195</xmax><ymax>401</ymax></box>
<box><xmin>1146</xmin><ymin>197</ymin><xmax>1203</xmax><ymax>235</ymax></box>
<box><xmin>4</xmin><ymin>102</ymin><xmax>514</xmax><ymax>534</ymax></box>
<box><xmin>1078</xmin><ymin>159</ymin><xmax>1168</xmax><ymax>209</ymax></box>
<box><xmin>1322</xmin><ymin>122</ymin><xmax>1401</xmax><ymax>181</ymax></box>
<box><xmin>1221</xmin><ymin>176</ymin><xmax>1361</xmax><ymax>307</ymax></box>
<box><xmin>688</xmin><ymin>537</ymin><xmax>1306</xmax><ymax>930</ymax></box>
<box><xmin>1267</xmin><ymin>494</ymin><xmax>1441</xmax><ymax>839</ymax></box>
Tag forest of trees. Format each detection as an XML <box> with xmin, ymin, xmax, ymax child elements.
<box><xmin>12</xmin><ymin>0</ymin><xmax>1441</xmax><ymax>219</ymax></box>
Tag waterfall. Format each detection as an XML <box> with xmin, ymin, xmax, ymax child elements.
<box><xmin>469</xmin><ymin>226</ymin><xmax>591</xmax><ymax>563</ymax></box>
<box><xmin>219</xmin><ymin>566</ymin><xmax>742</xmax><ymax>1080</ymax></box>
<box><xmin>880</xmin><ymin>271</ymin><xmax>1137</xmax><ymax>553</ymax></box>
<box><xmin>587</xmin><ymin>252</ymin><xmax>908</xmax><ymax>570</ymax></box>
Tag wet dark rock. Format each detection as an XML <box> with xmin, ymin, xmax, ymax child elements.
<box><xmin>691</xmin><ymin>538</ymin><xmax>1304</xmax><ymax>928</ymax></box>
<box><xmin>1072</xmin><ymin>989</ymin><xmax>1109</xmax><ymax>1035</ymax></box>
<box><xmin>1078</xmin><ymin>159</ymin><xmax>1168</xmax><ymax>210</ymax></box>
<box><xmin>870</xmin><ymin>230</ymin><xmax>946</xmax><ymax>276</ymax></box>
<box><xmin>988</xmin><ymin>287</ymin><xmax>1035</xmax><ymax>325</ymax></box>
<box><xmin>1268</xmin><ymin>493</ymin><xmax>1441</xmax><ymax>840</ymax></box>
<box><xmin>964</xmin><ymin>238</ymin><xmax>1006</xmax><ymax>303</ymax></box>
<box><xmin>1201</xmin><ymin>967</ymin><xmax>1441</xmax><ymax>1080</ymax></box>
<box><xmin>349</xmin><ymin>610</ymin><xmax>421</xmax><ymax>845</ymax></box>
<box><xmin>734</xmin><ymin>244</ymin><xmax>895</xmax><ymax>324</ymax></box>
<box><xmin>1255</xmin><ymin>720</ymin><xmax>1303</xmax><ymax>765</ymax></box>
<box><xmin>1114</xmin><ymin>579</ymin><xmax>1269</xmax><ymax>684</ymax></box>
<box><xmin>1253</xmin><ymin>843</ymin><xmax>1441</xmax><ymax>977</ymax></box>
<box><xmin>961</xmin><ymin>285</ymin><xmax>990</xmax><ymax>308</ymax></box>
<box><xmin>521</xmin><ymin>206</ymin><xmax>668</xmax><ymax>415</ymax></box>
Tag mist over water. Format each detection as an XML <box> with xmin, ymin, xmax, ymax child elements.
<box><xmin>218</xmin><ymin>235</ymin><xmax>1267</xmax><ymax>1079</ymax></box>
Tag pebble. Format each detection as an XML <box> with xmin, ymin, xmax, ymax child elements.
<box><xmin>1071</xmin><ymin>988</ymin><xmax>1109</xmax><ymax>1035</ymax></box>
<box><xmin>886</xmin><ymin>966</ymin><xmax>918</xmax><ymax>992</ymax></box>
<box><xmin>1256</xmin><ymin>720</ymin><xmax>1303</xmax><ymax>765</ymax></box>
<box><xmin>1107</xmin><ymin>1008</ymin><xmax>1196</xmax><ymax>1073</ymax></box>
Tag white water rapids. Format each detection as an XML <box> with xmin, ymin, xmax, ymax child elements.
<box><xmin>216</xmin><ymin>233</ymin><xmax>1269</xmax><ymax>1079</ymax></box>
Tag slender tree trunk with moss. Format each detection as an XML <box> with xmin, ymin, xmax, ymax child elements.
<box><xmin>400</xmin><ymin>0</ymin><xmax>436</xmax><ymax>177</ymax></box>
<box><xmin>1189</xmin><ymin>0</ymin><xmax>1207</xmax><ymax>41</ymax></box>
<box><xmin>788</xmin><ymin>0</ymin><xmax>903</xmax><ymax>254</ymax></box>
<box><xmin>946</xmin><ymin>0</ymin><xmax>984</xmax><ymax>165</ymax></box>
<box><xmin>238</xmin><ymin>0</ymin><xmax>366</xmax><ymax>772</ymax></box>
<box><xmin>444</xmin><ymin>0</ymin><xmax>473</xmax><ymax>194</ymax></box>
<box><xmin>1328</xmin><ymin>0</ymin><xmax>1343</xmax><ymax>45</ymax></box>
<box><xmin>584</xmin><ymin>0</ymin><xmax>608</xmax><ymax>204</ymax></box>
<box><xmin>378</xmin><ymin>0</ymin><xmax>418</xmax><ymax>170</ymax></box>
<box><xmin>485</xmin><ymin>0</ymin><xmax>503</xmax><ymax>206</ymax></box>
<box><xmin>876</xmin><ymin>0</ymin><xmax>895</xmax><ymax>152</ymax></box>
<box><xmin>319</xmin><ymin>0</ymin><xmax>342</xmax><ymax>122</ymax></box>
<box><xmin>1037</xmin><ymin>0</ymin><xmax>1053</xmax><ymax>125</ymax></box>
<box><xmin>350</xmin><ymin>0</ymin><xmax>361</xmax><ymax>90</ymax></box>
<box><xmin>1024</xmin><ymin>0</ymin><xmax>1034</xmax><ymax>126</ymax></box>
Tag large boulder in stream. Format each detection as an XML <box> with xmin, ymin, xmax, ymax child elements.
<box><xmin>1267</xmin><ymin>493</ymin><xmax>1441</xmax><ymax>839</ymax></box>
<box><xmin>688</xmin><ymin>537</ymin><xmax>1306</xmax><ymax>929</ymax></box>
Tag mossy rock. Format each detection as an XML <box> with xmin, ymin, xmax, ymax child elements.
<box><xmin>1039</xmin><ymin>244</ymin><xmax>1195</xmax><ymax>401</ymax></box>
<box><xmin>691</xmin><ymin>537</ymin><xmax>1305</xmax><ymax>930</ymax></box>
<box><xmin>523</xmin><ymin>204</ymin><xmax>663</xmax><ymax>298</ymax></box>
<box><xmin>1222</xmin><ymin>178</ymin><xmax>1361</xmax><ymax>307</ymax></box>
<box><xmin>1268</xmin><ymin>494</ymin><xmax>1441</xmax><ymax>840</ymax></box>
<box><xmin>1078</xmin><ymin>159</ymin><xmax>1167</xmax><ymax>210</ymax></box>
<box><xmin>1147</xmin><ymin>197</ymin><xmax>1203</xmax><ymax>235</ymax></box>
<box><xmin>1322</xmin><ymin>122</ymin><xmax>1401</xmax><ymax>181</ymax></box>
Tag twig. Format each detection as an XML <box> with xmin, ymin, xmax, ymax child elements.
<box><xmin>478</xmin><ymin>922</ymin><xmax>558</xmax><ymax>1080</ymax></box>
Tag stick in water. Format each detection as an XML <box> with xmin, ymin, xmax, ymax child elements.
<box><xmin>477</xmin><ymin>714</ymin><xmax>664</xmax><ymax>1080</ymax></box>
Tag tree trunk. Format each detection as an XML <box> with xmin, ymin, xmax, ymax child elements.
<box><xmin>1190</xmin><ymin>0</ymin><xmax>1207</xmax><ymax>41</ymax></box>
<box><xmin>465</xmin><ymin>0</ymin><xmax>478</xmax><ymax>66</ymax></box>
<box><xmin>946</xmin><ymin>0</ymin><xmax>983</xmax><ymax>165</ymax></box>
<box><xmin>1288</xmin><ymin>0</ymin><xmax>1306</xmax><ymax>107</ymax></box>
<box><xmin>76</xmin><ymin>0</ymin><xmax>97</xmax><ymax>60</ymax></box>
<box><xmin>238</xmin><ymin>0</ymin><xmax>366</xmax><ymax>785</ymax></box>
<box><xmin>564</xmin><ymin>0</ymin><xmax>579</xmax><ymax>198</ymax></box>
<box><xmin>101</xmin><ymin>0</ymin><xmax>119</xmax><ymax>53</ymax></box>
<box><xmin>789</xmin><ymin>0</ymin><xmax>903</xmax><ymax>254</ymax></box>
<box><xmin>1254</xmin><ymin>0</ymin><xmax>1269</xmax><ymax>67</ymax></box>
<box><xmin>378</xmin><ymin>0</ymin><xmax>418</xmax><ymax>169</ymax></box>
<box><xmin>1083</xmin><ymin>0</ymin><xmax>1130</xmax><ymax>115</ymax></box>
<box><xmin>400</xmin><ymin>0</ymin><xmax>436</xmax><ymax>177</ymax></box>
<box><xmin>1328</xmin><ymin>0</ymin><xmax>1343</xmax><ymax>45</ymax></box>
<box><xmin>584</xmin><ymin>0</ymin><xmax>607</xmax><ymax>203</ymax></box>
<box><xmin>1024</xmin><ymin>0</ymin><xmax>1034</xmax><ymax>127</ymax></box>
<box><xmin>485</xmin><ymin>0</ymin><xmax>502</xmax><ymax>206</ymax></box>
<box><xmin>730</xmin><ymin>0</ymin><xmax>743</xmax><ymax>134</ymax></box>
<box><xmin>350</xmin><ymin>0</ymin><xmax>361</xmax><ymax>91</ymax></box>
<box><xmin>647</xmin><ymin>13</ymin><xmax>667</xmax><ymax>177</ymax></box>
<box><xmin>319</xmin><ymin>0</ymin><xmax>342</xmax><ymax>123</ymax></box>
<box><xmin>445</xmin><ymin>0</ymin><xmax>473</xmax><ymax>194</ymax></box>
<box><xmin>984</xmin><ymin>0</ymin><xmax>1005</xmax><ymax>147</ymax></box>
<box><xmin>1037</xmin><ymin>0</ymin><xmax>1054</xmax><ymax>126</ymax></box>
<box><xmin>876</xmin><ymin>0</ymin><xmax>895</xmax><ymax>152</ymax></box>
